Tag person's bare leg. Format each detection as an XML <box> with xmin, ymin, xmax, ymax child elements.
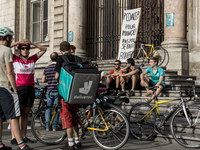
<box><xmin>72</xmin><ymin>126</ymin><xmax>79</xmax><ymax>138</ymax></box>
<box><xmin>21</xmin><ymin>107</ymin><xmax>31</xmax><ymax>138</ymax></box>
<box><xmin>105</xmin><ymin>76</ymin><xmax>111</xmax><ymax>89</ymax></box>
<box><xmin>120</xmin><ymin>76</ymin><xmax>126</xmax><ymax>90</ymax></box>
<box><xmin>131</xmin><ymin>74</ymin><xmax>139</xmax><ymax>90</ymax></box>
<box><xmin>147</xmin><ymin>85</ymin><xmax>163</xmax><ymax>103</ymax></box>
<box><xmin>10</xmin><ymin>117</ymin><xmax>23</xmax><ymax>143</ymax></box>
<box><xmin>66</xmin><ymin>128</ymin><xmax>74</xmax><ymax>147</ymax></box>
<box><xmin>9</xmin><ymin>119</ymin><xmax>15</xmax><ymax>139</ymax></box>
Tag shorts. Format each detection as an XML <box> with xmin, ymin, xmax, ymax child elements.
<box><xmin>17</xmin><ymin>86</ymin><xmax>35</xmax><ymax>108</ymax></box>
<box><xmin>60</xmin><ymin>98</ymin><xmax>78</xmax><ymax>129</ymax></box>
<box><xmin>125</xmin><ymin>78</ymin><xmax>143</xmax><ymax>90</ymax></box>
<box><xmin>148</xmin><ymin>80</ymin><xmax>165</xmax><ymax>88</ymax></box>
<box><xmin>0</xmin><ymin>87</ymin><xmax>21</xmax><ymax>119</ymax></box>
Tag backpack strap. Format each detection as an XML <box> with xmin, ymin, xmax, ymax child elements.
<box><xmin>60</xmin><ymin>55</ymin><xmax>70</xmax><ymax>63</ymax></box>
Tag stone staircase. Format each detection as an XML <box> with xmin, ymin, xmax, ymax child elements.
<box><xmin>93</xmin><ymin>59</ymin><xmax>200</xmax><ymax>144</ymax></box>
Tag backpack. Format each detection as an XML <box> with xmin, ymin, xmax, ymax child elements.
<box><xmin>58</xmin><ymin>55</ymin><xmax>100</xmax><ymax>104</ymax></box>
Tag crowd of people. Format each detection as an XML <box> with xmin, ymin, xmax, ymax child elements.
<box><xmin>0</xmin><ymin>26</ymin><xmax>166</xmax><ymax>150</ymax></box>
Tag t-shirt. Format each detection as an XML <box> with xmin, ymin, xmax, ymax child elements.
<box><xmin>43</xmin><ymin>62</ymin><xmax>58</xmax><ymax>92</ymax></box>
<box><xmin>0</xmin><ymin>45</ymin><xmax>13</xmax><ymax>88</ymax></box>
<box><xmin>145</xmin><ymin>66</ymin><xmax>165</xmax><ymax>86</ymax></box>
<box><xmin>126</xmin><ymin>66</ymin><xmax>142</xmax><ymax>79</ymax></box>
<box><xmin>109</xmin><ymin>69</ymin><xmax>123</xmax><ymax>79</ymax></box>
<box><xmin>13</xmin><ymin>53</ymin><xmax>39</xmax><ymax>87</ymax></box>
<box><xmin>55</xmin><ymin>53</ymin><xmax>82</xmax><ymax>74</ymax></box>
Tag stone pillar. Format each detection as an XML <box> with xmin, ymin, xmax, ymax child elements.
<box><xmin>188</xmin><ymin>0</ymin><xmax>200</xmax><ymax>81</ymax></box>
<box><xmin>162</xmin><ymin>0</ymin><xmax>188</xmax><ymax>75</ymax></box>
<box><xmin>68</xmin><ymin>0</ymin><xmax>87</xmax><ymax>59</ymax></box>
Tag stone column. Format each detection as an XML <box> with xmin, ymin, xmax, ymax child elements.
<box><xmin>162</xmin><ymin>0</ymin><xmax>188</xmax><ymax>75</ymax></box>
<box><xmin>68</xmin><ymin>0</ymin><xmax>87</xmax><ymax>59</ymax></box>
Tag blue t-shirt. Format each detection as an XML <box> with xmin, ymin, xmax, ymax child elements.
<box><xmin>145</xmin><ymin>66</ymin><xmax>165</xmax><ymax>86</ymax></box>
<box><xmin>126</xmin><ymin>66</ymin><xmax>142</xmax><ymax>79</ymax></box>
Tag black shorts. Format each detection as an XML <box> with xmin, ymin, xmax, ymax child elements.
<box><xmin>125</xmin><ymin>78</ymin><xmax>143</xmax><ymax>90</ymax></box>
<box><xmin>17</xmin><ymin>86</ymin><xmax>35</xmax><ymax>108</ymax></box>
<box><xmin>148</xmin><ymin>80</ymin><xmax>165</xmax><ymax>88</ymax></box>
<box><xmin>0</xmin><ymin>87</ymin><xmax>21</xmax><ymax>119</ymax></box>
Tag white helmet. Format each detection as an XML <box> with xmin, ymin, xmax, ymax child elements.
<box><xmin>0</xmin><ymin>27</ymin><xmax>14</xmax><ymax>37</ymax></box>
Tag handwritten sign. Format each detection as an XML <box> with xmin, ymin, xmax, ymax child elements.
<box><xmin>118</xmin><ymin>8</ymin><xmax>141</xmax><ymax>62</ymax></box>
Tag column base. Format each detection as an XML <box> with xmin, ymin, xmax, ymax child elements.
<box><xmin>161</xmin><ymin>38</ymin><xmax>189</xmax><ymax>75</ymax></box>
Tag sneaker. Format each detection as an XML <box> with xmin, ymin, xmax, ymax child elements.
<box><xmin>17</xmin><ymin>145</ymin><xmax>34</xmax><ymax>150</ymax></box>
<box><xmin>7</xmin><ymin>124</ymin><xmax>11</xmax><ymax>130</ymax></box>
<box><xmin>75</xmin><ymin>142</ymin><xmax>82</xmax><ymax>148</ymax></box>
<box><xmin>117</xmin><ymin>91</ymin><xmax>126</xmax><ymax>96</ymax></box>
<box><xmin>53</xmin><ymin>129</ymin><xmax>56</xmax><ymax>132</ymax></box>
<box><xmin>10</xmin><ymin>138</ymin><xmax>17</xmax><ymax>145</ymax></box>
<box><xmin>127</xmin><ymin>91</ymin><xmax>135</xmax><ymax>96</ymax></box>
<box><xmin>0</xmin><ymin>145</ymin><xmax>12</xmax><ymax>150</ymax></box>
<box><xmin>23</xmin><ymin>137</ymin><xmax>34</xmax><ymax>143</ymax></box>
<box><xmin>46</xmin><ymin>129</ymin><xmax>49</xmax><ymax>131</ymax></box>
<box><xmin>101</xmin><ymin>90</ymin><xmax>110</xmax><ymax>96</ymax></box>
<box><xmin>60</xmin><ymin>144</ymin><xmax>75</xmax><ymax>150</ymax></box>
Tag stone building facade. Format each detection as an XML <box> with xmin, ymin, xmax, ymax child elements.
<box><xmin>0</xmin><ymin>0</ymin><xmax>200</xmax><ymax>80</ymax></box>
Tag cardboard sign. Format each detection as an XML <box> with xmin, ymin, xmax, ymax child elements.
<box><xmin>118</xmin><ymin>8</ymin><xmax>141</xmax><ymax>62</ymax></box>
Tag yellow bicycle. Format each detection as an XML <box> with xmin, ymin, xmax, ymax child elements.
<box><xmin>133</xmin><ymin>41</ymin><xmax>166</xmax><ymax>66</ymax></box>
<box><xmin>128</xmin><ymin>86</ymin><xmax>200</xmax><ymax>148</ymax></box>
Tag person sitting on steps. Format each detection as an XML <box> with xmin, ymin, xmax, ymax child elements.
<box><xmin>101</xmin><ymin>60</ymin><xmax>125</xmax><ymax>96</ymax></box>
<box><xmin>118</xmin><ymin>58</ymin><xmax>142</xmax><ymax>97</ymax></box>
<box><xmin>140</xmin><ymin>57</ymin><xmax>165</xmax><ymax>103</ymax></box>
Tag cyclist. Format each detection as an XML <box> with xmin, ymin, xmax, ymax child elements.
<box><xmin>140</xmin><ymin>57</ymin><xmax>165</xmax><ymax>103</ymax></box>
<box><xmin>10</xmin><ymin>39</ymin><xmax>47</xmax><ymax>144</ymax></box>
<box><xmin>101</xmin><ymin>60</ymin><xmax>125</xmax><ymax>96</ymax></box>
<box><xmin>55</xmin><ymin>41</ymin><xmax>82</xmax><ymax>150</ymax></box>
<box><xmin>42</xmin><ymin>52</ymin><xmax>60</xmax><ymax>131</ymax></box>
<box><xmin>118</xmin><ymin>58</ymin><xmax>142</xmax><ymax>96</ymax></box>
<box><xmin>0</xmin><ymin>27</ymin><xmax>33</xmax><ymax>150</ymax></box>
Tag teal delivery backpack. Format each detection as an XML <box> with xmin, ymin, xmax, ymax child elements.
<box><xmin>58</xmin><ymin>55</ymin><xmax>100</xmax><ymax>104</ymax></box>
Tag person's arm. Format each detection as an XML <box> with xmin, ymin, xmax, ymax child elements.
<box><xmin>140</xmin><ymin>71</ymin><xmax>147</xmax><ymax>80</ymax></box>
<box><xmin>120</xmin><ymin>69</ymin><xmax>139</xmax><ymax>77</ymax></box>
<box><xmin>10</xmin><ymin>39</ymin><xmax>26</xmax><ymax>48</ymax></box>
<box><xmin>110</xmin><ymin>69</ymin><xmax>126</xmax><ymax>76</ymax></box>
<box><xmin>25</xmin><ymin>40</ymin><xmax>47</xmax><ymax>58</ymax></box>
<box><xmin>55</xmin><ymin>72</ymin><xmax>59</xmax><ymax>84</ymax></box>
<box><xmin>42</xmin><ymin>75</ymin><xmax>47</xmax><ymax>83</ymax></box>
<box><xmin>6</xmin><ymin>62</ymin><xmax>17</xmax><ymax>93</ymax></box>
<box><xmin>155</xmin><ymin>76</ymin><xmax>164</xmax><ymax>86</ymax></box>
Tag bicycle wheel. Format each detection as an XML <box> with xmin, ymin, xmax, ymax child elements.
<box><xmin>151</xmin><ymin>46</ymin><xmax>166</xmax><ymax>66</ymax></box>
<box><xmin>31</xmin><ymin>106</ymin><xmax>67</xmax><ymax>145</ymax></box>
<box><xmin>91</xmin><ymin>107</ymin><xmax>130</xmax><ymax>150</ymax></box>
<box><xmin>133</xmin><ymin>48</ymin><xmax>145</xmax><ymax>67</ymax></box>
<box><xmin>128</xmin><ymin>103</ymin><xmax>157</xmax><ymax>140</ymax></box>
<box><xmin>170</xmin><ymin>106</ymin><xmax>200</xmax><ymax>148</ymax></box>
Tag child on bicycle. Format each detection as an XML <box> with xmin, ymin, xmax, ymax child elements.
<box><xmin>140</xmin><ymin>57</ymin><xmax>165</xmax><ymax>103</ymax></box>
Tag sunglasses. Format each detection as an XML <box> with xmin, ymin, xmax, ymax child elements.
<box><xmin>21</xmin><ymin>47</ymin><xmax>30</xmax><ymax>50</ymax></box>
<box><xmin>114</xmin><ymin>63</ymin><xmax>120</xmax><ymax>65</ymax></box>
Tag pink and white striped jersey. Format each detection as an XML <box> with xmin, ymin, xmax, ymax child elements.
<box><xmin>13</xmin><ymin>53</ymin><xmax>39</xmax><ymax>87</ymax></box>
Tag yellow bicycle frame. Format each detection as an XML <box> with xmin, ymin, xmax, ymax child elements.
<box><xmin>142</xmin><ymin>44</ymin><xmax>159</xmax><ymax>59</ymax></box>
<box><xmin>139</xmin><ymin>99</ymin><xmax>176</xmax><ymax>122</ymax></box>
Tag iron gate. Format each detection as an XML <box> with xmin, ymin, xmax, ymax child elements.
<box><xmin>86</xmin><ymin>0</ymin><xmax>164</xmax><ymax>60</ymax></box>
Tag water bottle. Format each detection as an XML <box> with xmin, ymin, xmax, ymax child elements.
<box><xmin>163</xmin><ymin>104</ymin><xmax>176</xmax><ymax>118</ymax></box>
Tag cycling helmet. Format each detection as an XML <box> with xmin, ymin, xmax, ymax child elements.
<box><xmin>17</xmin><ymin>43</ymin><xmax>31</xmax><ymax>49</ymax></box>
<box><xmin>0</xmin><ymin>27</ymin><xmax>14</xmax><ymax>37</ymax></box>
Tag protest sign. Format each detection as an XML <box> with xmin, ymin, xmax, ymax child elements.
<box><xmin>118</xmin><ymin>8</ymin><xmax>141</xmax><ymax>62</ymax></box>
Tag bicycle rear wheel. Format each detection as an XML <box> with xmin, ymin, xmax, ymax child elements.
<box><xmin>128</xmin><ymin>103</ymin><xmax>157</xmax><ymax>140</ymax></box>
<box><xmin>91</xmin><ymin>107</ymin><xmax>129</xmax><ymax>150</ymax></box>
<box><xmin>170</xmin><ymin>106</ymin><xmax>200</xmax><ymax>148</ymax></box>
<box><xmin>31</xmin><ymin>106</ymin><xmax>67</xmax><ymax>145</ymax></box>
<box><xmin>151</xmin><ymin>46</ymin><xmax>166</xmax><ymax>66</ymax></box>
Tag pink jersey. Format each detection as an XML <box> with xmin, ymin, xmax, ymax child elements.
<box><xmin>13</xmin><ymin>53</ymin><xmax>39</xmax><ymax>87</ymax></box>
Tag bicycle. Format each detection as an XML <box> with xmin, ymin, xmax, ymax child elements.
<box><xmin>133</xmin><ymin>40</ymin><xmax>166</xmax><ymax>67</ymax></box>
<box><xmin>128</xmin><ymin>86</ymin><xmax>200</xmax><ymax>148</ymax></box>
<box><xmin>31</xmin><ymin>94</ymin><xmax>130</xmax><ymax>150</ymax></box>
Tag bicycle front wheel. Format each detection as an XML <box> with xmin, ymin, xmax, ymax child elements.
<box><xmin>170</xmin><ymin>106</ymin><xmax>200</xmax><ymax>148</ymax></box>
<box><xmin>152</xmin><ymin>46</ymin><xmax>166</xmax><ymax>66</ymax></box>
<box><xmin>128</xmin><ymin>103</ymin><xmax>157</xmax><ymax>140</ymax></box>
<box><xmin>91</xmin><ymin>108</ymin><xmax>130</xmax><ymax>150</ymax></box>
<box><xmin>31</xmin><ymin>106</ymin><xmax>67</xmax><ymax>145</ymax></box>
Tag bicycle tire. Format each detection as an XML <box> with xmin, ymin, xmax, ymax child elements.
<box><xmin>170</xmin><ymin>106</ymin><xmax>200</xmax><ymax>148</ymax></box>
<box><xmin>128</xmin><ymin>103</ymin><xmax>157</xmax><ymax>140</ymax></box>
<box><xmin>152</xmin><ymin>46</ymin><xmax>166</xmax><ymax>66</ymax></box>
<box><xmin>133</xmin><ymin>48</ymin><xmax>145</xmax><ymax>67</ymax></box>
<box><xmin>31</xmin><ymin>106</ymin><xmax>67</xmax><ymax>145</ymax></box>
<box><xmin>91</xmin><ymin>107</ymin><xmax>130</xmax><ymax>150</ymax></box>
